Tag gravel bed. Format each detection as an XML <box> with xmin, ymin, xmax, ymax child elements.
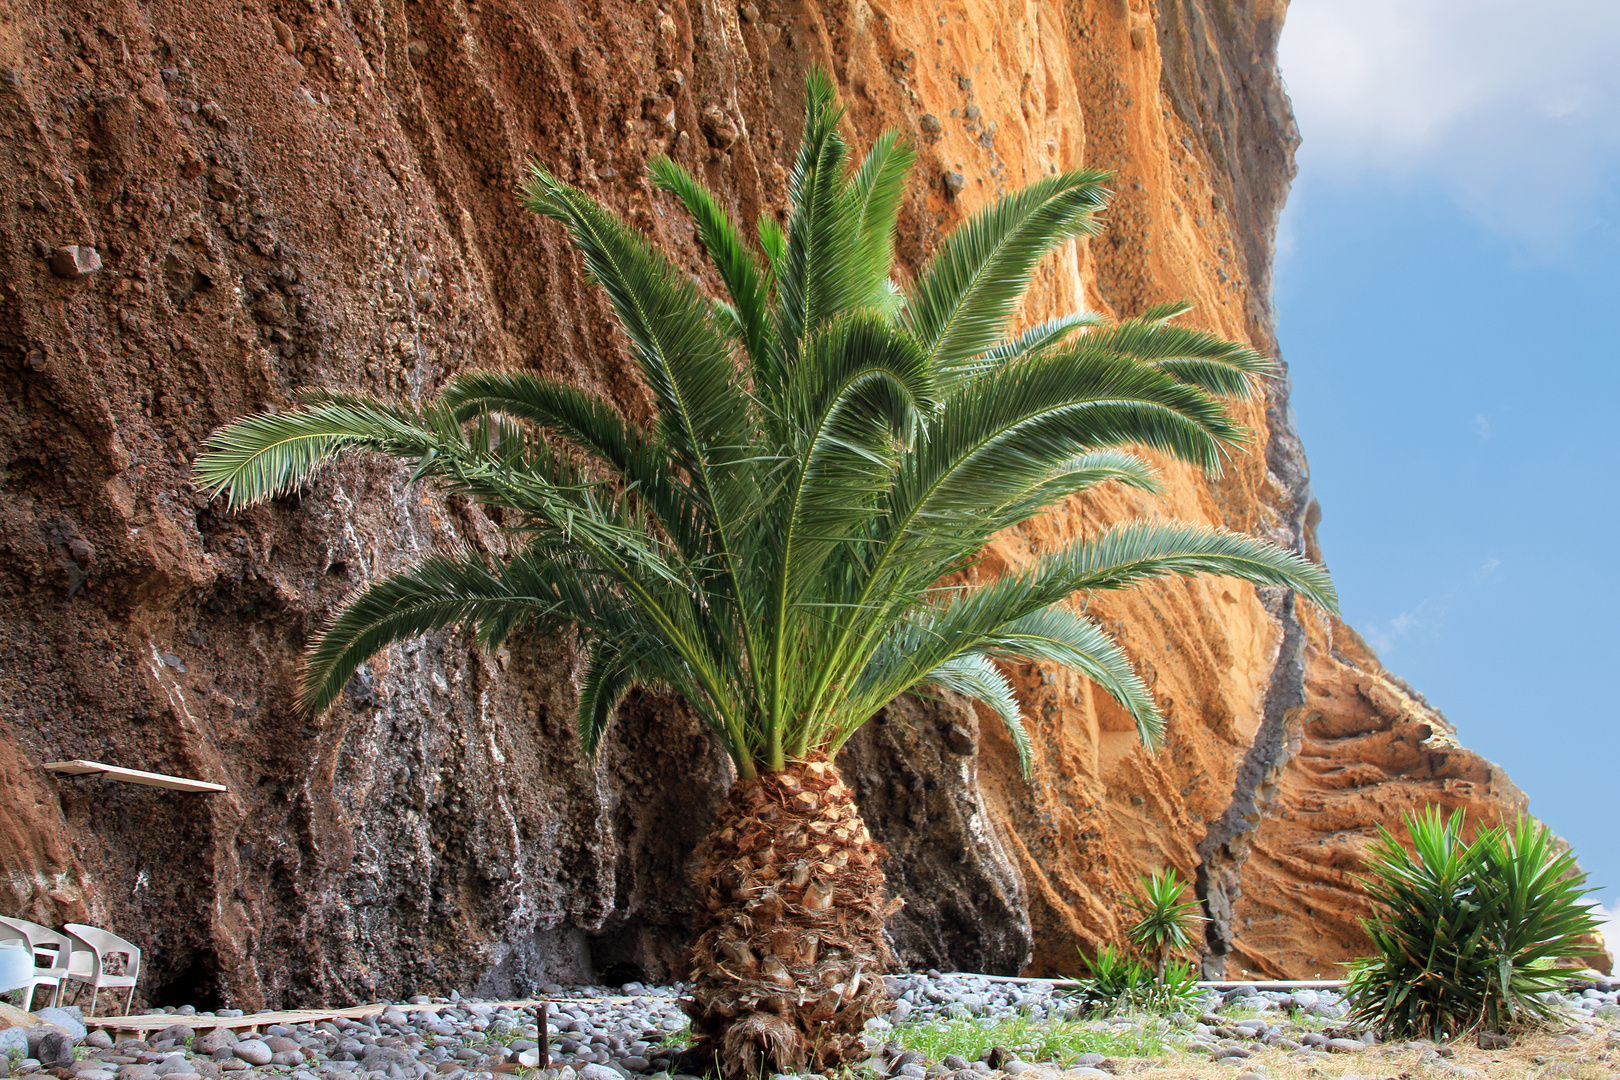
<box><xmin>3</xmin><ymin>974</ymin><xmax>1616</xmax><ymax>1080</ymax></box>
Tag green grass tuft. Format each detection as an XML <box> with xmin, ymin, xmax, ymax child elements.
<box><xmin>889</xmin><ymin>1015</ymin><xmax>1165</xmax><ymax>1066</ymax></box>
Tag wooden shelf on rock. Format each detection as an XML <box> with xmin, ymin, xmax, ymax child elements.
<box><xmin>43</xmin><ymin>760</ymin><xmax>227</xmax><ymax>793</ymax></box>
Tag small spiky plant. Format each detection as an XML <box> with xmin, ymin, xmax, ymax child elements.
<box><xmin>1123</xmin><ymin>869</ymin><xmax>1205</xmax><ymax>979</ymax></box>
<box><xmin>195</xmin><ymin>68</ymin><xmax>1335</xmax><ymax>1079</ymax></box>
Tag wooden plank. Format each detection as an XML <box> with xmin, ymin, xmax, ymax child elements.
<box><xmin>93</xmin><ymin>998</ymin><xmax>612</xmax><ymax>1037</ymax></box>
<box><xmin>43</xmin><ymin>760</ymin><xmax>227</xmax><ymax>793</ymax></box>
<box><xmin>1198</xmin><ymin>980</ymin><xmax>1346</xmax><ymax>991</ymax></box>
<box><xmin>932</xmin><ymin>972</ymin><xmax>1346</xmax><ymax>991</ymax></box>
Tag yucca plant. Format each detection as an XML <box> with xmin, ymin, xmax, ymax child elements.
<box><xmin>1345</xmin><ymin>807</ymin><xmax>1599</xmax><ymax>1040</ymax></box>
<box><xmin>1072</xmin><ymin>943</ymin><xmax>1151</xmax><ymax>1012</ymax></box>
<box><xmin>1071</xmin><ymin>945</ymin><xmax>1198</xmax><ymax>1015</ymax></box>
<box><xmin>195</xmin><ymin>68</ymin><xmax>1335</xmax><ymax>1078</ymax></box>
<box><xmin>1123</xmin><ymin>868</ymin><xmax>1205</xmax><ymax>979</ymax></box>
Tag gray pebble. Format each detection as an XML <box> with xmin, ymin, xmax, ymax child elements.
<box><xmin>36</xmin><ymin>1033</ymin><xmax>75</xmax><ymax>1068</ymax></box>
<box><xmin>233</xmin><ymin>1040</ymin><xmax>274</xmax><ymax>1066</ymax></box>
<box><xmin>194</xmin><ymin>1031</ymin><xmax>239</xmax><ymax>1055</ymax></box>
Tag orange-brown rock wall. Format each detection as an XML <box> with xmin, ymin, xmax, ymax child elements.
<box><xmin>0</xmin><ymin>0</ymin><xmax>1553</xmax><ymax>1007</ymax></box>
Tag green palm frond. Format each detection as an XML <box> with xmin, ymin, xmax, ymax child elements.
<box><xmin>902</xmin><ymin>170</ymin><xmax>1111</xmax><ymax>383</ymax></box>
<box><xmin>981</xmin><ymin>605</ymin><xmax>1163</xmax><ymax>746</ymax></box>
<box><xmin>865</xmin><ymin>352</ymin><xmax>1246</xmax><ymax>592</ymax></box>
<box><xmin>650</xmin><ymin>156</ymin><xmax>776</xmax><ymax>370</ymax></box>
<box><xmin>437</xmin><ymin>371</ymin><xmax>705</xmax><ymax>555</ymax></box>
<box><xmin>196</xmin><ymin>66</ymin><xmax>1335</xmax><ymax>783</ymax></box>
<box><xmin>994</xmin><ymin>450</ymin><xmax>1162</xmax><ymax>530</ymax></box>
<box><xmin>1081</xmin><ymin>307</ymin><xmax>1274</xmax><ymax>399</ymax></box>
<box><xmin>1024</xmin><ymin>519</ymin><xmax>1338</xmax><ymax>611</ymax></box>
<box><xmin>775</xmin><ymin>312</ymin><xmax>932</xmax><ymax>598</ymax></box>
<box><xmin>775</xmin><ymin>66</ymin><xmax>863</xmax><ymax>369</ymax></box>
<box><xmin>966</xmin><ymin>312</ymin><xmax>1109</xmax><ymax>376</ymax></box>
<box><xmin>578</xmin><ymin>640</ymin><xmax>644</xmax><ymax>758</ymax></box>
<box><xmin>920</xmin><ymin>652</ymin><xmax>1032</xmax><ymax>773</ymax></box>
<box><xmin>296</xmin><ymin>549</ymin><xmax>569</xmax><ymax>716</ymax></box>
<box><xmin>194</xmin><ymin>396</ymin><xmax>453</xmax><ymax>509</ymax></box>
<box><xmin>847</xmin><ymin>129</ymin><xmax>916</xmax><ymax>306</ymax></box>
<box><xmin>520</xmin><ymin>166</ymin><xmax>760</xmax><ymax>514</ymax></box>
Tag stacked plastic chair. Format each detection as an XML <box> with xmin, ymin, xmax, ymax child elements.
<box><xmin>0</xmin><ymin>918</ymin><xmax>139</xmax><ymax>1015</ymax></box>
<box><xmin>0</xmin><ymin>917</ymin><xmax>73</xmax><ymax>1011</ymax></box>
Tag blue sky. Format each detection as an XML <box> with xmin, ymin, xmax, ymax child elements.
<box><xmin>1274</xmin><ymin>0</ymin><xmax>1620</xmax><ymax>932</ymax></box>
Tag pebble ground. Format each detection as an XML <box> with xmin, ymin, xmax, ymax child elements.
<box><xmin>6</xmin><ymin>974</ymin><xmax>1620</xmax><ymax>1080</ymax></box>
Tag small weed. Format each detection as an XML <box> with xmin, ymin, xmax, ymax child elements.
<box><xmin>482</xmin><ymin>1022</ymin><xmax>518</xmax><ymax>1047</ymax></box>
<box><xmin>891</xmin><ymin>1015</ymin><xmax>1164</xmax><ymax>1066</ymax></box>
<box><xmin>1212</xmin><ymin>1003</ymin><xmax>1266</xmax><ymax>1021</ymax></box>
<box><xmin>658</xmin><ymin>1024</ymin><xmax>693</xmax><ymax>1050</ymax></box>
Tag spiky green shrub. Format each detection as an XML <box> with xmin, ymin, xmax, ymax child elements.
<box><xmin>1071</xmin><ymin>944</ymin><xmax>1199</xmax><ymax>1015</ymax></box>
<box><xmin>1345</xmin><ymin>807</ymin><xmax>1599</xmax><ymax>1040</ymax></box>
<box><xmin>1123</xmin><ymin>868</ymin><xmax>1205</xmax><ymax>978</ymax></box>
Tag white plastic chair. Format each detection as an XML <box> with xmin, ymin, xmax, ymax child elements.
<box><xmin>0</xmin><ymin>917</ymin><xmax>71</xmax><ymax>1009</ymax></box>
<box><xmin>62</xmin><ymin>923</ymin><xmax>141</xmax><ymax>1015</ymax></box>
<box><xmin>0</xmin><ymin>926</ymin><xmax>32</xmax><ymax>1000</ymax></box>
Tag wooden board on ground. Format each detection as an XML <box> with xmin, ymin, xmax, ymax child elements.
<box><xmin>933</xmin><ymin>972</ymin><xmax>1347</xmax><ymax>991</ymax></box>
<box><xmin>43</xmin><ymin>760</ymin><xmax>228</xmax><ymax>793</ymax></box>
<box><xmin>1197</xmin><ymin>980</ymin><xmax>1347</xmax><ymax>991</ymax></box>
<box><xmin>91</xmin><ymin>998</ymin><xmax>642</xmax><ymax>1038</ymax></box>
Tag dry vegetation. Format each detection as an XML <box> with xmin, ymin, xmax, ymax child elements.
<box><xmin>1002</xmin><ymin>1026</ymin><xmax>1619</xmax><ymax>1080</ymax></box>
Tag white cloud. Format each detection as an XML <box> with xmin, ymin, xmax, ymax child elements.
<box><xmin>1364</xmin><ymin>598</ymin><xmax>1446</xmax><ymax>654</ymax></box>
<box><xmin>1362</xmin><ymin>557</ymin><xmax>1502</xmax><ymax>654</ymax></box>
<box><xmin>1472</xmin><ymin>413</ymin><xmax>1491</xmax><ymax>441</ymax></box>
<box><xmin>1278</xmin><ymin>0</ymin><xmax>1620</xmax><ymax>244</ymax></box>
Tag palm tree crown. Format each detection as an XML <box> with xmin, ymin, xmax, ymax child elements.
<box><xmin>196</xmin><ymin>68</ymin><xmax>1335</xmax><ymax>781</ymax></box>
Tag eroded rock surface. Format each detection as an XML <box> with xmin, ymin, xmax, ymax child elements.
<box><xmin>0</xmin><ymin>0</ymin><xmax>1567</xmax><ymax>1007</ymax></box>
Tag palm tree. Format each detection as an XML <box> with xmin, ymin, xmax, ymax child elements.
<box><xmin>196</xmin><ymin>69</ymin><xmax>1334</xmax><ymax>1079</ymax></box>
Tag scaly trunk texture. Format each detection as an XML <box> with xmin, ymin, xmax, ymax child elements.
<box><xmin>681</xmin><ymin>755</ymin><xmax>896</xmax><ymax>1079</ymax></box>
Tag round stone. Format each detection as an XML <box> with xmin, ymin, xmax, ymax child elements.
<box><xmin>234</xmin><ymin>1040</ymin><xmax>275</xmax><ymax>1066</ymax></box>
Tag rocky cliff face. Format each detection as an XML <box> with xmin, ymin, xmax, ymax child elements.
<box><xmin>0</xmin><ymin>0</ymin><xmax>1550</xmax><ymax>1009</ymax></box>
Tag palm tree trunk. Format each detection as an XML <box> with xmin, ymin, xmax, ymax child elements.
<box><xmin>681</xmin><ymin>754</ymin><xmax>896</xmax><ymax>1080</ymax></box>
